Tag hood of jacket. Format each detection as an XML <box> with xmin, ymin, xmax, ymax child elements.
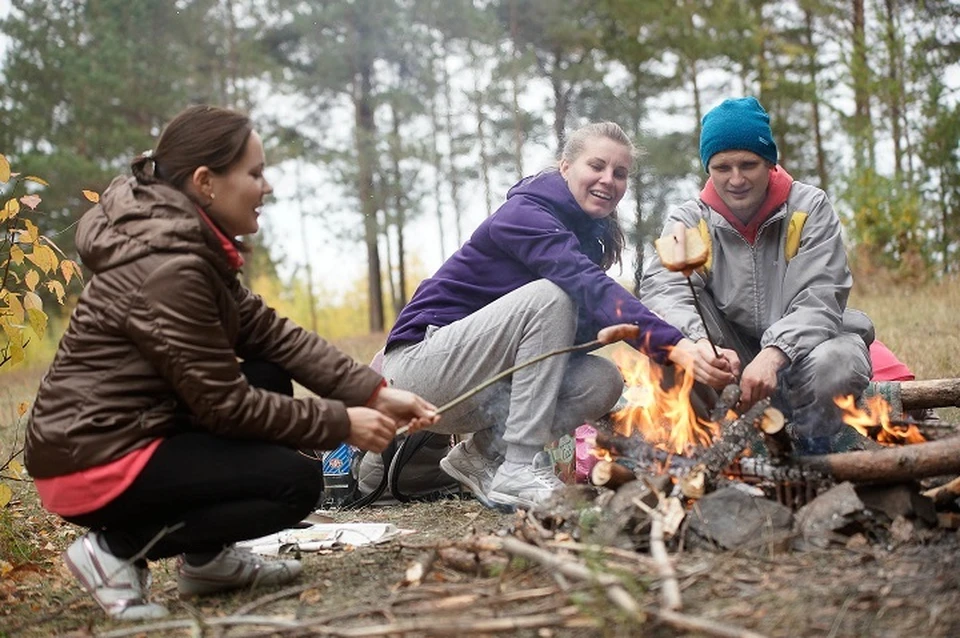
<box><xmin>505</xmin><ymin>170</ymin><xmax>608</xmax><ymax>266</ymax></box>
<box><xmin>76</xmin><ymin>176</ymin><xmax>234</xmax><ymax>275</ymax></box>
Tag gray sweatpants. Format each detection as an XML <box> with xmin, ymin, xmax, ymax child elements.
<box><xmin>699</xmin><ymin>294</ymin><xmax>873</xmax><ymax>437</ymax></box>
<box><xmin>382</xmin><ymin>280</ymin><xmax>623</xmax><ymax>464</ymax></box>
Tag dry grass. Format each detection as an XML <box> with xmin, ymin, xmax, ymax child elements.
<box><xmin>851</xmin><ymin>274</ymin><xmax>960</xmax><ymax>422</ymax></box>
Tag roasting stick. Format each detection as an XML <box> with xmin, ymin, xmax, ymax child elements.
<box><xmin>685</xmin><ymin>277</ymin><xmax>721</xmax><ymax>358</ymax></box>
<box><xmin>394</xmin><ymin>323</ymin><xmax>642</xmax><ymax>437</ymax></box>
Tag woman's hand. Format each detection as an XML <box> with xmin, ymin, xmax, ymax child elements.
<box><xmin>344</xmin><ymin>407</ymin><xmax>397</xmax><ymax>453</ymax></box>
<box><xmin>668</xmin><ymin>338</ymin><xmax>740</xmax><ymax>389</ymax></box>
<box><xmin>367</xmin><ymin>386</ymin><xmax>439</xmax><ymax>438</ymax></box>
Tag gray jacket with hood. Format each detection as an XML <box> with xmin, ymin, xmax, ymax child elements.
<box><xmin>639</xmin><ymin>181</ymin><xmax>852</xmax><ymax>363</ymax></box>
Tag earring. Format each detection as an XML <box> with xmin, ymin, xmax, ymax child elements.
<box><xmin>210</xmin><ymin>192</ymin><xmax>216</xmax><ymax>200</ymax></box>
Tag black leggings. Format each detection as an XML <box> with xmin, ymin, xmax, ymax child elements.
<box><xmin>63</xmin><ymin>362</ymin><xmax>321</xmax><ymax>561</ymax></box>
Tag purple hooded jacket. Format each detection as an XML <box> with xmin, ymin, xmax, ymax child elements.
<box><xmin>386</xmin><ymin>170</ymin><xmax>684</xmax><ymax>363</ymax></box>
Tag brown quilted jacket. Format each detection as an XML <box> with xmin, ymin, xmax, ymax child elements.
<box><xmin>25</xmin><ymin>176</ymin><xmax>381</xmax><ymax>478</ymax></box>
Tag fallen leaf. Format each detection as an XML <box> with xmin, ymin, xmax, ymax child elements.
<box><xmin>81</xmin><ymin>190</ymin><xmax>100</xmax><ymax>203</ymax></box>
<box><xmin>0</xmin><ymin>484</ymin><xmax>12</xmax><ymax>508</ymax></box>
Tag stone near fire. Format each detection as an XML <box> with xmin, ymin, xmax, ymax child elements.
<box><xmin>793</xmin><ymin>481</ymin><xmax>866</xmax><ymax>550</ymax></box>
<box><xmin>686</xmin><ymin>486</ymin><xmax>793</xmax><ymax>550</ymax></box>
<box><xmin>855</xmin><ymin>483</ymin><xmax>937</xmax><ymax>527</ymax></box>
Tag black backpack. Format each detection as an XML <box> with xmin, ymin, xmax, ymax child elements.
<box><xmin>316</xmin><ymin>431</ymin><xmax>462</xmax><ymax>509</ymax></box>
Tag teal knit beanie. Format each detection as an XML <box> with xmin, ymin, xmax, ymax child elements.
<box><xmin>699</xmin><ymin>97</ymin><xmax>778</xmax><ymax>172</ymax></box>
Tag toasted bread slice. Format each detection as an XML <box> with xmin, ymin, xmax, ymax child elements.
<box><xmin>654</xmin><ymin>224</ymin><xmax>709</xmax><ymax>273</ymax></box>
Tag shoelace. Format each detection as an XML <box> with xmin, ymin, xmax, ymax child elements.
<box><xmin>531</xmin><ymin>466</ymin><xmax>564</xmax><ymax>489</ymax></box>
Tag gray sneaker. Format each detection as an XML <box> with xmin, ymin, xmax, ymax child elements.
<box><xmin>177</xmin><ymin>545</ymin><xmax>302</xmax><ymax>596</ymax></box>
<box><xmin>439</xmin><ymin>439</ymin><xmax>502</xmax><ymax>508</ymax></box>
<box><xmin>63</xmin><ymin>532</ymin><xmax>168</xmax><ymax>620</ymax></box>
<box><xmin>488</xmin><ymin>451</ymin><xmax>564</xmax><ymax>510</ymax></box>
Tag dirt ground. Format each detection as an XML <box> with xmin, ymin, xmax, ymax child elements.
<box><xmin>4</xmin><ymin>490</ymin><xmax>960</xmax><ymax>638</ymax></box>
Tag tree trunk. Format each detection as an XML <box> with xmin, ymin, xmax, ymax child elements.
<box><xmin>297</xmin><ymin>161</ymin><xmax>318</xmax><ymax>333</ymax></box>
<box><xmin>883</xmin><ymin>0</ymin><xmax>904</xmax><ymax>181</ymax></box>
<box><xmin>804</xmin><ymin>9</ymin><xmax>829</xmax><ymax>191</ymax></box>
<box><xmin>441</xmin><ymin>41</ymin><xmax>464</xmax><ymax>247</ymax></box>
<box><xmin>852</xmin><ymin>0</ymin><xmax>875</xmax><ymax>169</ymax></box>
<box><xmin>551</xmin><ymin>49</ymin><xmax>569</xmax><ymax>156</ymax></box>
<box><xmin>389</xmin><ymin>98</ymin><xmax>408</xmax><ymax>312</ymax></box>
<box><xmin>468</xmin><ymin>40</ymin><xmax>494</xmax><ymax>217</ymax></box>
<box><xmin>509</xmin><ymin>0</ymin><xmax>524</xmax><ymax>178</ymax></box>
<box><xmin>429</xmin><ymin>51</ymin><xmax>448</xmax><ymax>262</ymax></box>
<box><xmin>353</xmin><ymin>8</ymin><xmax>384</xmax><ymax>333</ymax></box>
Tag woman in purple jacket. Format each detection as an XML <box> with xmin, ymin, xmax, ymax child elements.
<box><xmin>383</xmin><ymin>122</ymin><xmax>735</xmax><ymax>509</ymax></box>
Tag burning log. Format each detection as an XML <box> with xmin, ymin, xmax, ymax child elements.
<box><xmin>796</xmin><ymin>434</ymin><xmax>960</xmax><ymax>484</ymax></box>
<box><xmin>758</xmin><ymin>406</ymin><xmax>792</xmax><ymax>463</ymax></box>
<box><xmin>708</xmin><ymin>384</ymin><xmax>741</xmax><ymax>423</ymax></box>
<box><xmin>593</xmin><ymin>432</ymin><xmax>699</xmax><ymax>473</ymax></box>
<box><xmin>590</xmin><ymin>460</ymin><xmax>637</xmax><ymax>489</ymax></box>
<box><xmin>697</xmin><ymin>398</ymin><xmax>771</xmax><ymax>478</ymax></box>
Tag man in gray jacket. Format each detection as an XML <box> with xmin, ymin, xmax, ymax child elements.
<box><xmin>640</xmin><ymin>96</ymin><xmax>872</xmax><ymax>452</ymax></box>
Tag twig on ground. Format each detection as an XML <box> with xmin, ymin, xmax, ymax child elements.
<box><xmin>633</xmin><ymin>496</ymin><xmax>682</xmax><ymax>612</ymax></box>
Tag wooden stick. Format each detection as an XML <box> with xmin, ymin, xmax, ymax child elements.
<box><xmin>686</xmin><ymin>276</ymin><xmax>721</xmax><ymax>357</ymax></box>
<box><xmin>496</xmin><ymin>536</ymin><xmax>645</xmax><ymax>618</ymax></box>
<box><xmin>395</xmin><ymin>324</ymin><xmax>642</xmax><ymax>437</ymax></box>
<box><xmin>633</xmin><ymin>498</ymin><xmax>682</xmax><ymax>611</ymax></box>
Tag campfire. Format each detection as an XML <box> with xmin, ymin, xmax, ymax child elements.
<box><xmin>516</xmin><ymin>350</ymin><xmax>960</xmax><ymax>562</ymax></box>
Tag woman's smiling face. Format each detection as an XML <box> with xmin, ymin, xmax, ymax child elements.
<box><xmin>206</xmin><ymin>131</ymin><xmax>272</xmax><ymax>236</ymax></box>
<box><xmin>559</xmin><ymin>136</ymin><xmax>632</xmax><ymax>219</ymax></box>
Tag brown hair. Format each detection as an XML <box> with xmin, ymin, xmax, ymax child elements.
<box><xmin>131</xmin><ymin>105</ymin><xmax>253</xmax><ymax>195</ymax></box>
<box><xmin>560</xmin><ymin>122</ymin><xmax>635</xmax><ymax>271</ymax></box>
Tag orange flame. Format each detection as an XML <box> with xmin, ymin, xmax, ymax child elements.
<box><xmin>610</xmin><ymin>348</ymin><xmax>719</xmax><ymax>455</ymax></box>
<box><xmin>835</xmin><ymin>394</ymin><xmax>926</xmax><ymax>445</ymax></box>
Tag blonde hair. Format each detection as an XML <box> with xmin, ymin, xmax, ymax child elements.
<box><xmin>560</xmin><ymin>121</ymin><xmax>633</xmax><ymax>270</ymax></box>
<box><xmin>561</xmin><ymin>121</ymin><xmax>639</xmax><ymax>166</ymax></box>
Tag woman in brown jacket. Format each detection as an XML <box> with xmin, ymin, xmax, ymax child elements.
<box><xmin>25</xmin><ymin>105</ymin><xmax>437</xmax><ymax>619</ymax></box>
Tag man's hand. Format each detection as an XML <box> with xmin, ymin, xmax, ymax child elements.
<box><xmin>668</xmin><ymin>338</ymin><xmax>740</xmax><ymax>388</ymax></box>
<box><xmin>739</xmin><ymin>346</ymin><xmax>788</xmax><ymax>409</ymax></box>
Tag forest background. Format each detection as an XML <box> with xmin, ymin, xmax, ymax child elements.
<box><xmin>1</xmin><ymin>0</ymin><xmax>959</xmax><ymax>361</ymax></box>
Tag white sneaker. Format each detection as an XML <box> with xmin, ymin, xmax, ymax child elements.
<box><xmin>177</xmin><ymin>545</ymin><xmax>302</xmax><ymax>596</ymax></box>
<box><xmin>63</xmin><ymin>532</ymin><xmax>168</xmax><ymax>620</ymax></box>
<box><xmin>439</xmin><ymin>439</ymin><xmax>502</xmax><ymax>508</ymax></box>
<box><xmin>488</xmin><ymin>451</ymin><xmax>564</xmax><ymax>509</ymax></box>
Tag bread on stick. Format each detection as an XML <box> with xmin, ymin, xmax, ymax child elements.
<box><xmin>654</xmin><ymin>225</ymin><xmax>709</xmax><ymax>273</ymax></box>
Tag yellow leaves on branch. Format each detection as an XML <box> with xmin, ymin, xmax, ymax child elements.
<box><xmin>1</xmin><ymin>198</ymin><xmax>19</xmax><ymax>222</ymax></box>
<box><xmin>25</xmin><ymin>244</ymin><xmax>58</xmax><ymax>275</ymax></box>
<box><xmin>1</xmin><ymin>152</ymin><xmax>86</xmax><ymax>367</ymax></box>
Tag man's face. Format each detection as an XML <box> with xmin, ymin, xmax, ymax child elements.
<box><xmin>707</xmin><ymin>150</ymin><xmax>773</xmax><ymax>223</ymax></box>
